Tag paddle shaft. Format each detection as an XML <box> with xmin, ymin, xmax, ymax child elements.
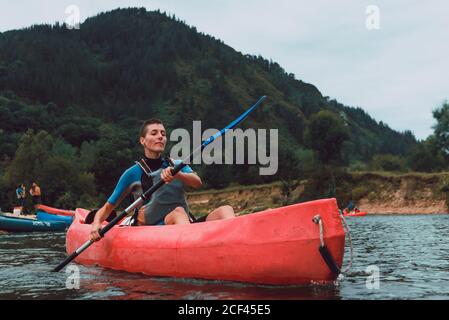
<box><xmin>53</xmin><ymin>96</ymin><xmax>266</xmax><ymax>272</ymax></box>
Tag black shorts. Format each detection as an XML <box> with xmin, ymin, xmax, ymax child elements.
<box><xmin>188</xmin><ymin>212</ymin><xmax>208</xmax><ymax>223</ymax></box>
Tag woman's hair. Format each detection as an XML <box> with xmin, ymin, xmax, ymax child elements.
<box><xmin>140</xmin><ymin>119</ymin><xmax>164</xmax><ymax>138</ymax></box>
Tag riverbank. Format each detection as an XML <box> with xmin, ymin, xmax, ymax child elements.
<box><xmin>352</xmin><ymin>172</ymin><xmax>449</xmax><ymax>214</ymax></box>
<box><xmin>187</xmin><ymin>172</ymin><xmax>449</xmax><ymax>215</ymax></box>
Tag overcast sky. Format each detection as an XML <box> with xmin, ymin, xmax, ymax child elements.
<box><xmin>1</xmin><ymin>0</ymin><xmax>448</xmax><ymax>140</ymax></box>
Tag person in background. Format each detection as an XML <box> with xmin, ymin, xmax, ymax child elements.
<box><xmin>15</xmin><ymin>184</ymin><xmax>26</xmax><ymax>209</ymax></box>
<box><xmin>346</xmin><ymin>200</ymin><xmax>355</xmax><ymax>211</ymax></box>
<box><xmin>29</xmin><ymin>182</ymin><xmax>42</xmax><ymax>210</ymax></box>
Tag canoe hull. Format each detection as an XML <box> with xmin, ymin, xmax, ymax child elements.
<box><xmin>0</xmin><ymin>215</ymin><xmax>67</xmax><ymax>232</ymax></box>
<box><xmin>66</xmin><ymin>198</ymin><xmax>346</xmax><ymax>285</ymax></box>
<box><xmin>37</xmin><ymin>211</ymin><xmax>73</xmax><ymax>227</ymax></box>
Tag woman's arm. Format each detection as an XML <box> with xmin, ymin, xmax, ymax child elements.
<box><xmin>175</xmin><ymin>172</ymin><xmax>203</xmax><ymax>189</ymax></box>
<box><xmin>90</xmin><ymin>202</ymin><xmax>116</xmax><ymax>241</ymax></box>
<box><xmin>161</xmin><ymin>168</ymin><xmax>202</xmax><ymax>189</ymax></box>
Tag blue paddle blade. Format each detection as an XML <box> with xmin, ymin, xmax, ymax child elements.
<box><xmin>203</xmin><ymin>96</ymin><xmax>267</xmax><ymax>147</ymax></box>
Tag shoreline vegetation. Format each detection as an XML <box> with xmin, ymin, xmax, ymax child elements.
<box><xmin>187</xmin><ymin>171</ymin><xmax>449</xmax><ymax>216</ymax></box>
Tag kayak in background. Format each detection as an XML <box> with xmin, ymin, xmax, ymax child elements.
<box><xmin>36</xmin><ymin>210</ymin><xmax>73</xmax><ymax>227</ymax></box>
<box><xmin>37</xmin><ymin>204</ymin><xmax>74</xmax><ymax>217</ymax></box>
<box><xmin>66</xmin><ymin>198</ymin><xmax>346</xmax><ymax>286</ymax></box>
<box><xmin>0</xmin><ymin>214</ymin><xmax>67</xmax><ymax>232</ymax></box>
<box><xmin>342</xmin><ymin>208</ymin><xmax>367</xmax><ymax>217</ymax></box>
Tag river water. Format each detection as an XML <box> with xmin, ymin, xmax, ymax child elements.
<box><xmin>1</xmin><ymin>215</ymin><xmax>448</xmax><ymax>300</ymax></box>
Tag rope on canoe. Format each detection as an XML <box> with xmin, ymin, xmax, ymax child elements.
<box><xmin>312</xmin><ymin>211</ymin><xmax>354</xmax><ymax>280</ymax></box>
<box><xmin>314</xmin><ymin>215</ymin><xmax>325</xmax><ymax>247</ymax></box>
<box><xmin>313</xmin><ymin>215</ymin><xmax>341</xmax><ymax>276</ymax></box>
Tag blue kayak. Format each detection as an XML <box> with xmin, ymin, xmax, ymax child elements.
<box><xmin>0</xmin><ymin>214</ymin><xmax>66</xmax><ymax>232</ymax></box>
<box><xmin>36</xmin><ymin>210</ymin><xmax>73</xmax><ymax>227</ymax></box>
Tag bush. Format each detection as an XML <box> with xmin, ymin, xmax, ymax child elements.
<box><xmin>370</xmin><ymin>154</ymin><xmax>407</xmax><ymax>172</ymax></box>
<box><xmin>304</xmin><ymin>110</ymin><xmax>349</xmax><ymax>165</ymax></box>
<box><xmin>76</xmin><ymin>193</ymin><xmax>100</xmax><ymax>210</ymax></box>
<box><xmin>348</xmin><ymin>160</ymin><xmax>368</xmax><ymax>172</ymax></box>
<box><xmin>407</xmin><ymin>138</ymin><xmax>446</xmax><ymax>172</ymax></box>
<box><xmin>55</xmin><ymin>192</ymin><xmax>77</xmax><ymax>209</ymax></box>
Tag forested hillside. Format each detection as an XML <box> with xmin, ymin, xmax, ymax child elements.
<box><xmin>0</xmin><ymin>8</ymin><xmax>419</xmax><ymax>210</ymax></box>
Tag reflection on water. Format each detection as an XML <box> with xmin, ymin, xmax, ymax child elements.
<box><xmin>1</xmin><ymin>214</ymin><xmax>448</xmax><ymax>300</ymax></box>
<box><xmin>75</xmin><ymin>267</ymin><xmax>341</xmax><ymax>300</ymax></box>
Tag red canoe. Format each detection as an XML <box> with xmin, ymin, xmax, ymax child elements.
<box><xmin>37</xmin><ymin>204</ymin><xmax>74</xmax><ymax>217</ymax></box>
<box><xmin>343</xmin><ymin>211</ymin><xmax>367</xmax><ymax>217</ymax></box>
<box><xmin>66</xmin><ymin>198</ymin><xmax>346</xmax><ymax>285</ymax></box>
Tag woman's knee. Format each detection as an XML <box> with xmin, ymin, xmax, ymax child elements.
<box><xmin>165</xmin><ymin>207</ymin><xmax>190</xmax><ymax>225</ymax></box>
<box><xmin>218</xmin><ymin>205</ymin><xmax>235</xmax><ymax>217</ymax></box>
<box><xmin>137</xmin><ymin>209</ymin><xmax>146</xmax><ymax>226</ymax></box>
<box><xmin>207</xmin><ymin>205</ymin><xmax>235</xmax><ymax>221</ymax></box>
<box><xmin>173</xmin><ymin>206</ymin><xmax>187</xmax><ymax>217</ymax></box>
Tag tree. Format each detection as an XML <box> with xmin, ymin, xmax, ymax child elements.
<box><xmin>3</xmin><ymin>129</ymin><xmax>98</xmax><ymax>209</ymax></box>
<box><xmin>432</xmin><ymin>101</ymin><xmax>449</xmax><ymax>155</ymax></box>
<box><xmin>304</xmin><ymin>110</ymin><xmax>349</xmax><ymax>165</ymax></box>
<box><xmin>276</xmin><ymin>147</ymin><xmax>302</xmax><ymax>201</ymax></box>
<box><xmin>92</xmin><ymin>126</ymin><xmax>134</xmax><ymax>196</ymax></box>
<box><xmin>301</xmin><ymin>111</ymin><xmax>350</xmax><ymax>204</ymax></box>
<box><xmin>39</xmin><ymin>156</ymin><xmax>96</xmax><ymax>208</ymax></box>
<box><xmin>407</xmin><ymin>136</ymin><xmax>446</xmax><ymax>172</ymax></box>
<box><xmin>6</xmin><ymin>130</ymin><xmax>53</xmax><ymax>185</ymax></box>
<box><xmin>201</xmin><ymin>164</ymin><xmax>232</xmax><ymax>189</ymax></box>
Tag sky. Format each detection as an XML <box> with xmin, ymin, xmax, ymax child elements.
<box><xmin>1</xmin><ymin>0</ymin><xmax>448</xmax><ymax>140</ymax></box>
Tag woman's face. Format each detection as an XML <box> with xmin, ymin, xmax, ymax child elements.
<box><xmin>140</xmin><ymin>123</ymin><xmax>167</xmax><ymax>153</ymax></box>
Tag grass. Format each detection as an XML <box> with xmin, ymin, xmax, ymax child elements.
<box><xmin>351</xmin><ymin>171</ymin><xmax>449</xmax><ymax>179</ymax></box>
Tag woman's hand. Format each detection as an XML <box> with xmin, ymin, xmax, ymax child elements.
<box><xmin>90</xmin><ymin>221</ymin><xmax>102</xmax><ymax>242</ymax></box>
<box><xmin>161</xmin><ymin>167</ymin><xmax>176</xmax><ymax>184</ymax></box>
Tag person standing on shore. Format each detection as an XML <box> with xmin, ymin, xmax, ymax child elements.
<box><xmin>15</xmin><ymin>184</ymin><xmax>26</xmax><ymax>210</ymax></box>
<box><xmin>29</xmin><ymin>182</ymin><xmax>42</xmax><ymax>210</ymax></box>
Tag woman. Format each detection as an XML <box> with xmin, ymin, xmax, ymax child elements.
<box><xmin>90</xmin><ymin>119</ymin><xmax>235</xmax><ymax>241</ymax></box>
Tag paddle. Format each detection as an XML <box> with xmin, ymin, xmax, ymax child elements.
<box><xmin>53</xmin><ymin>95</ymin><xmax>267</xmax><ymax>272</ymax></box>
